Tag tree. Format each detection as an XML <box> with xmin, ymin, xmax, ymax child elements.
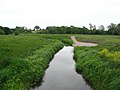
<box><xmin>14</xmin><ymin>26</ymin><xmax>27</xmax><ymax>35</ymax></box>
<box><xmin>34</xmin><ymin>25</ymin><xmax>40</xmax><ymax>30</ymax></box>
<box><xmin>82</xmin><ymin>26</ymin><xmax>89</xmax><ymax>34</ymax></box>
<box><xmin>98</xmin><ymin>25</ymin><xmax>106</xmax><ymax>34</ymax></box>
<box><xmin>14</xmin><ymin>29</ymin><xmax>20</xmax><ymax>35</ymax></box>
<box><xmin>107</xmin><ymin>23</ymin><xmax>116</xmax><ymax>34</ymax></box>
<box><xmin>89</xmin><ymin>23</ymin><xmax>93</xmax><ymax>30</ymax></box>
<box><xmin>114</xmin><ymin>23</ymin><xmax>120</xmax><ymax>35</ymax></box>
<box><xmin>99</xmin><ymin>25</ymin><xmax>105</xmax><ymax>31</ymax></box>
<box><xmin>93</xmin><ymin>25</ymin><xmax>96</xmax><ymax>30</ymax></box>
<box><xmin>0</xmin><ymin>29</ymin><xmax>5</xmax><ymax>35</ymax></box>
<box><xmin>3</xmin><ymin>27</ymin><xmax>12</xmax><ymax>35</ymax></box>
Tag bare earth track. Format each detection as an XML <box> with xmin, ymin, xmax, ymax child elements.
<box><xmin>71</xmin><ymin>36</ymin><xmax>97</xmax><ymax>47</ymax></box>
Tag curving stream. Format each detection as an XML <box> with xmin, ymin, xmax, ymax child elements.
<box><xmin>30</xmin><ymin>46</ymin><xmax>92</xmax><ymax>90</ymax></box>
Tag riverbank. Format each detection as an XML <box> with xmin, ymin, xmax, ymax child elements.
<box><xmin>31</xmin><ymin>46</ymin><xmax>91</xmax><ymax>90</ymax></box>
<box><xmin>0</xmin><ymin>35</ymin><xmax>65</xmax><ymax>90</ymax></box>
<box><xmin>74</xmin><ymin>35</ymin><xmax>120</xmax><ymax>90</ymax></box>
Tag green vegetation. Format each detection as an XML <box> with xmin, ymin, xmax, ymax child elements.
<box><xmin>38</xmin><ymin>23</ymin><xmax>120</xmax><ymax>35</ymax></box>
<box><xmin>1</xmin><ymin>23</ymin><xmax>120</xmax><ymax>35</ymax></box>
<box><xmin>0</xmin><ymin>26</ymin><xmax>31</xmax><ymax>35</ymax></box>
<box><xmin>1</xmin><ymin>33</ymin><xmax>120</xmax><ymax>90</ymax></box>
<box><xmin>74</xmin><ymin>35</ymin><xmax>120</xmax><ymax>90</ymax></box>
<box><xmin>39</xmin><ymin>34</ymin><xmax>73</xmax><ymax>46</ymax></box>
<box><xmin>0</xmin><ymin>34</ymin><xmax>73</xmax><ymax>90</ymax></box>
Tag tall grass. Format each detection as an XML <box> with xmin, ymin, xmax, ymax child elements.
<box><xmin>0</xmin><ymin>35</ymin><xmax>66</xmax><ymax>90</ymax></box>
<box><xmin>74</xmin><ymin>35</ymin><xmax>120</xmax><ymax>90</ymax></box>
<box><xmin>38</xmin><ymin>34</ymin><xmax>73</xmax><ymax>46</ymax></box>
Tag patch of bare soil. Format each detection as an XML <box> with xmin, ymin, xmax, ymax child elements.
<box><xmin>71</xmin><ymin>36</ymin><xmax>97</xmax><ymax>47</ymax></box>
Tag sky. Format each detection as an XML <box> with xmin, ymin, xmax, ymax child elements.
<box><xmin>0</xmin><ymin>0</ymin><xmax>120</xmax><ymax>29</ymax></box>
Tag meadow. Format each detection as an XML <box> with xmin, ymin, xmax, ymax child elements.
<box><xmin>1</xmin><ymin>34</ymin><xmax>120</xmax><ymax>90</ymax></box>
<box><xmin>0</xmin><ymin>34</ymin><xmax>72</xmax><ymax>90</ymax></box>
<box><xmin>74</xmin><ymin>35</ymin><xmax>120</xmax><ymax>90</ymax></box>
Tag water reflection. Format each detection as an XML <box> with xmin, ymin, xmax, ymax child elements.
<box><xmin>31</xmin><ymin>46</ymin><xmax>92</xmax><ymax>90</ymax></box>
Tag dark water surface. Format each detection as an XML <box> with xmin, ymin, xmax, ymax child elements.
<box><xmin>30</xmin><ymin>46</ymin><xmax>92</xmax><ymax>90</ymax></box>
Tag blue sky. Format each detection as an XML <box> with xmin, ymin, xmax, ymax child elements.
<box><xmin>0</xmin><ymin>0</ymin><xmax>120</xmax><ymax>29</ymax></box>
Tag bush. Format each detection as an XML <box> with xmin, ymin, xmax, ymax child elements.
<box><xmin>0</xmin><ymin>29</ymin><xmax>5</xmax><ymax>35</ymax></box>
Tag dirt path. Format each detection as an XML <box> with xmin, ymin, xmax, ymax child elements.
<box><xmin>71</xmin><ymin>36</ymin><xmax>97</xmax><ymax>47</ymax></box>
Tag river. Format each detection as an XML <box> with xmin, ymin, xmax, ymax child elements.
<box><xmin>30</xmin><ymin>46</ymin><xmax>92</xmax><ymax>90</ymax></box>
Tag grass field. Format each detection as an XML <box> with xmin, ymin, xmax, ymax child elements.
<box><xmin>1</xmin><ymin>34</ymin><xmax>120</xmax><ymax>90</ymax></box>
<box><xmin>39</xmin><ymin>34</ymin><xmax>73</xmax><ymax>46</ymax></box>
<box><xmin>0</xmin><ymin>34</ymin><xmax>72</xmax><ymax>90</ymax></box>
<box><xmin>74</xmin><ymin>35</ymin><xmax>120</xmax><ymax>90</ymax></box>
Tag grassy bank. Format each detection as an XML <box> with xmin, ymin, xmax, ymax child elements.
<box><xmin>0</xmin><ymin>35</ymin><xmax>66</xmax><ymax>90</ymax></box>
<box><xmin>74</xmin><ymin>35</ymin><xmax>120</xmax><ymax>90</ymax></box>
<box><xmin>39</xmin><ymin>34</ymin><xmax>73</xmax><ymax>46</ymax></box>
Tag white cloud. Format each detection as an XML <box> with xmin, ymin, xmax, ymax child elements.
<box><xmin>0</xmin><ymin>0</ymin><xmax>120</xmax><ymax>29</ymax></box>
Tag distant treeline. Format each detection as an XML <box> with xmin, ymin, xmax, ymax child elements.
<box><xmin>0</xmin><ymin>23</ymin><xmax>120</xmax><ymax>35</ymax></box>
<box><xmin>39</xmin><ymin>23</ymin><xmax>120</xmax><ymax>35</ymax></box>
<box><xmin>39</xmin><ymin>26</ymin><xmax>105</xmax><ymax>34</ymax></box>
<box><xmin>0</xmin><ymin>26</ymin><xmax>31</xmax><ymax>35</ymax></box>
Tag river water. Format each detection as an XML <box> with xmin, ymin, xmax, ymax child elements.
<box><xmin>30</xmin><ymin>46</ymin><xmax>92</xmax><ymax>90</ymax></box>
